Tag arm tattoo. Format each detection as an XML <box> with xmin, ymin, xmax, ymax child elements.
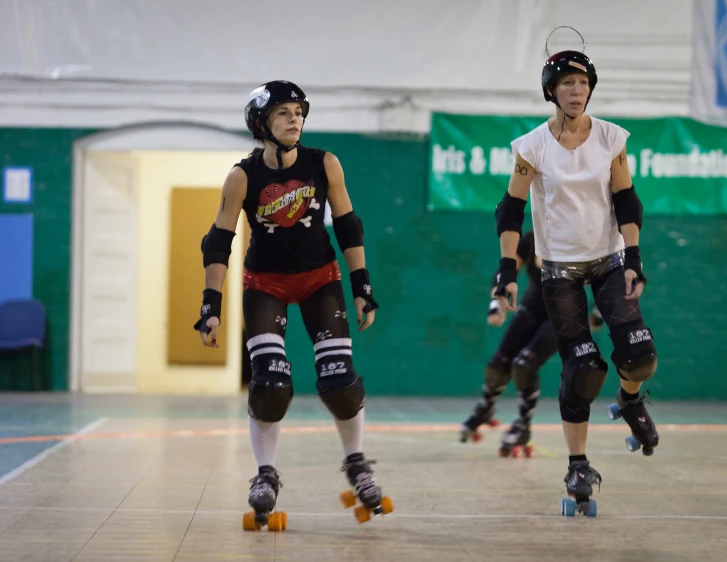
<box><xmin>515</xmin><ymin>164</ymin><xmax>528</xmax><ymax>176</ymax></box>
<box><xmin>619</xmin><ymin>154</ymin><xmax>626</xmax><ymax>166</ymax></box>
<box><xmin>221</xmin><ymin>197</ymin><xmax>226</xmax><ymax>210</ymax></box>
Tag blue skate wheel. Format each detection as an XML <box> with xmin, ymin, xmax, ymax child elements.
<box><xmin>561</xmin><ymin>498</ymin><xmax>576</xmax><ymax>517</ymax></box>
<box><xmin>586</xmin><ymin>500</ymin><xmax>597</xmax><ymax>517</ymax></box>
<box><xmin>606</xmin><ymin>403</ymin><xmax>622</xmax><ymax>421</ymax></box>
<box><xmin>625</xmin><ymin>435</ymin><xmax>641</xmax><ymax>452</ymax></box>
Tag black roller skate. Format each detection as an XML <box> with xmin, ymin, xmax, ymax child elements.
<box><xmin>459</xmin><ymin>400</ymin><xmax>500</xmax><ymax>443</ymax></box>
<box><xmin>339</xmin><ymin>453</ymin><xmax>394</xmax><ymax>524</ymax></box>
<box><xmin>561</xmin><ymin>460</ymin><xmax>602</xmax><ymax>517</ymax></box>
<box><xmin>498</xmin><ymin>419</ymin><xmax>533</xmax><ymax>458</ymax></box>
<box><xmin>606</xmin><ymin>390</ymin><xmax>659</xmax><ymax>455</ymax></box>
<box><xmin>242</xmin><ymin>466</ymin><xmax>287</xmax><ymax>531</ymax></box>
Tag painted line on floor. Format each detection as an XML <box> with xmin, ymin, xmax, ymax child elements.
<box><xmin>0</xmin><ymin>422</ymin><xmax>725</xmax><ymax>446</ymax></box>
<box><xmin>532</xmin><ymin>445</ymin><xmax>558</xmax><ymax>458</ymax></box>
<box><xmin>0</xmin><ymin>417</ymin><xmax>109</xmax><ymax>486</ymax></box>
<box><xmin>0</xmin><ymin>505</ymin><xmax>724</xmax><ymax>522</ymax></box>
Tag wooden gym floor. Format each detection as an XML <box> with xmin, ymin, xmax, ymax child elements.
<box><xmin>0</xmin><ymin>394</ymin><xmax>724</xmax><ymax>562</ymax></box>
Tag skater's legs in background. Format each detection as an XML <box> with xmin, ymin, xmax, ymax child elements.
<box><xmin>511</xmin><ymin>319</ymin><xmax>556</xmax><ymax>425</ymax></box>
<box><xmin>499</xmin><ymin>319</ymin><xmax>558</xmax><ymax>455</ymax></box>
<box><xmin>461</xmin><ymin>291</ymin><xmax>543</xmax><ymax>439</ymax></box>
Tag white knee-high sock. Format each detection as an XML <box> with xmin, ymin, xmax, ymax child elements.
<box><xmin>334</xmin><ymin>408</ymin><xmax>365</xmax><ymax>458</ymax></box>
<box><xmin>248</xmin><ymin>416</ymin><xmax>281</xmax><ymax>468</ymax></box>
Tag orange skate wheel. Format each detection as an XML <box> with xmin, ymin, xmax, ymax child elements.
<box><xmin>380</xmin><ymin>496</ymin><xmax>395</xmax><ymax>515</ymax></box>
<box><xmin>340</xmin><ymin>489</ymin><xmax>356</xmax><ymax>509</ymax></box>
<box><xmin>471</xmin><ymin>432</ymin><xmax>483</xmax><ymax>442</ymax></box>
<box><xmin>281</xmin><ymin>512</ymin><xmax>288</xmax><ymax>529</ymax></box>
<box><xmin>498</xmin><ymin>448</ymin><xmax>509</xmax><ymax>458</ymax></box>
<box><xmin>267</xmin><ymin>512</ymin><xmax>285</xmax><ymax>532</ymax></box>
<box><xmin>487</xmin><ymin>418</ymin><xmax>500</xmax><ymax>428</ymax></box>
<box><xmin>242</xmin><ymin>511</ymin><xmax>260</xmax><ymax>531</ymax></box>
<box><xmin>512</xmin><ymin>446</ymin><xmax>522</xmax><ymax>458</ymax></box>
<box><xmin>524</xmin><ymin>445</ymin><xmax>533</xmax><ymax>458</ymax></box>
<box><xmin>354</xmin><ymin>504</ymin><xmax>371</xmax><ymax>524</ymax></box>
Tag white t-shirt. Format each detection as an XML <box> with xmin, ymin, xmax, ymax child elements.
<box><xmin>510</xmin><ymin>116</ymin><xmax>629</xmax><ymax>262</ymax></box>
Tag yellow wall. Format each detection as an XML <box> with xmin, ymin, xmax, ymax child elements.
<box><xmin>136</xmin><ymin>151</ymin><xmax>247</xmax><ymax>394</ymax></box>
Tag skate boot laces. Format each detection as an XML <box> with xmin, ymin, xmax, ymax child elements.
<box><xmin>249</xmin><ymin>470</ymin><xmax>282</xmax><ymax>496</ymax></box>
<box><xmin>622</xmin><ymin>389</ymin><xmax>652</xmax><ymax>410</ymax></box>
<box><xmin>565</xmin><ymin>461</ymin><xmax>603</xmax><ymax>492</ymax></box>
<box><xmin>342</xmin><ymin>458</ymin><xmax>379</xmax><ymax>497</ymax></box>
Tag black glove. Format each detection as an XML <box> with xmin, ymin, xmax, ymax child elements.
<box><xmin>493</xmin><ymin>258</ymin><xmax>517</xmax><ymax>301</ymax></box>
<box><xmin>624</xmin><ymin>246</ymin><xmax>647</xmax><ymax>285</ymax></box>
<box><xmin>193</xmin><ymin>289</ymin><xmax>222</xmax><ymax>334</ymax></box>
<box><xmin>350</xmin><ymin>269</ymin><xmax>379</xmax><ymax>313</ymax></box>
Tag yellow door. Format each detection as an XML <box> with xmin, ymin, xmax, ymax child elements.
<box><xmin>167</xmin><ymin>188</ymin><xmax>228</xmax><ymax>365</ymax></box>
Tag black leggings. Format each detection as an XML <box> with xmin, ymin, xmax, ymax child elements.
<box><xmin>542</xmin><ymin>267</ymin><xmax>643</xmax><ymax>360</ymax></box>
<box><xmin>244</xmin><ymin>279</ymin><xmax>368</xmax><ymax>422</ymax></box>
<box><xmin>243</xmin><ymin>280</ymin><xmax>351</xmax><ymax>360</ymax></box>
<box><xmin>493</xmin><ymin>286</ymin><xmax>557</xmax><ymax>368</ymax></box>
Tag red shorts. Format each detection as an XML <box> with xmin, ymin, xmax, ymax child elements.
<box><xmin>243</xmin><ymin>261</ymin><xmax>341</xmax><ymax>305</ymax></box>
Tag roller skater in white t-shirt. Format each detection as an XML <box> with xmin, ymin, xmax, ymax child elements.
<box><xmin>492</xmin><ymin>48</ymin><xmax>659</xmax><ymax>517</ymax></box>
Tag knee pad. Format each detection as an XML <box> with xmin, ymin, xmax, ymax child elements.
<box><xmin>559</xmin><ymin>340</ymin><xmax>608</xmax><ymax>411</ymax></box>
<box><xmin>485</xmin><ymin>354</ymin><xmax>511</xmax><ymax>391</ymax></box>
<box><xmin>511</xmin><ymin>349</ymin><xmax>541</xmax><ymax>393</ymax></box>
<box><xmin>316</xmin><ymin>365</ymin><xmax>365</xmax><ymax>420</ymax></box>
<box><xmin>247</xmin><ymin>333</ymin><xmax>293</xmax><ymax>422</ymax></box>
<box><xmin>314</xmin><ymin>337</ymin><xmax>364</xmax><ymax>420</ymax></box>
<box><xmin>609</xmin><ymin>322</ymin><xmax>657</xmax><ymax>382</ymax></box>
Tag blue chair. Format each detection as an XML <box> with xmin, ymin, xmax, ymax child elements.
<box><xmin>0</xmin><ymin>298</ymin><xmax>47</xmax><ymax>390</ymax></box>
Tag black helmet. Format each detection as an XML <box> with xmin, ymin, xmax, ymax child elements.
<box><xmin>541</xmin><ymin>50</ymin><xmax>597</xmax><ymax>109</ymax></box>
<box><xmin>245</xmin><ymin>80</ymin><xmax>310</xmax><ymax>141</ymax></box>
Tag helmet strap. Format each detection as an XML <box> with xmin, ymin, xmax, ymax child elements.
<box><xmin>551</xmin><ymin>86</ymin><xmax>593</xmax><ymax>141</ymax></box>
<box><xmin>260</xmin><ymin>121</ymin><xmax>302</xmax><ymax>170</ymax></box>
<box><xmin>551</xmin><ymin>82</ymin><xmax>594</xmax><ymax>114</ymax></box>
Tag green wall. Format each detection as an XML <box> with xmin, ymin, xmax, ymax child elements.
<box><xmin>0</xmin><ymin>127</ymin><xmax>725</xmax><ymax>400</ymax></box>
<box><xmin>0</xmin><ymin>129</ymin><xmax>96</xmax><ymax>390</ymax></box>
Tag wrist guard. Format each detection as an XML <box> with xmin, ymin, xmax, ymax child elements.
<box><xmin>624</xmin><ymin>246</ymin><xmax>647</xmax><ymax>285</ymax></box>
<box><xmin>350</xmin><ymin>269</ymin><xmax>379</xmax><ymax>313</ymax></box>
<box><xmin>493</xmin><ymin>258</ymin><xmax>517</xmax><ymax>299</ymax></box>
<box><xmin>193</xmin><ymin>289</ymin><xmax>222</xmax><ymax>334</ymax></box>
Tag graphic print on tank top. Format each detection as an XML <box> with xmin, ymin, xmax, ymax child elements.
<box><xmin>239</xmin><ymin>146</ymin><xmax>336</xmax><ymax>273</ymax></box>
<box><xmin>256</xmin><ymin>179</ymin><xmax>320</xmax><ymax>232</ymax></box>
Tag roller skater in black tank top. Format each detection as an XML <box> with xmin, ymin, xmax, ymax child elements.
<box><xmin>193</xmin><ymin>81</ymin><xmax>393</xmax><ymax>530</ymax></box>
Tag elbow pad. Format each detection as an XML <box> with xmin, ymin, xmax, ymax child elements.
<box><xmin>332</xmin><ymin>211</ymin><xmax>364</xmax><ymax>252</ymax></box>
<box><xmin>495</xmin><ymin>192</ymin><xmax>526</xmax><ymax>237</ymax></box>
<box><xmin>612</xmin><ymin>186</ymin><xmax>643</xmax><ymax>231</ymax></box>
<box><xmin>201</xmin><ymin>224</ymin><xmax>236</xmax><ymax>267</ymax></box>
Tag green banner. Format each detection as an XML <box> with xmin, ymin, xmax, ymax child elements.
<box><xmin>428</xmin><ymin>114</ymin><xmax>727</xmax><ymax>215</ymax></box>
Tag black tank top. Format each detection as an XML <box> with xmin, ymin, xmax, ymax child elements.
<box><xmin>237</xmin><ymin>146</ymin><xmax>336</xmax><ymax>273</ymax></box>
